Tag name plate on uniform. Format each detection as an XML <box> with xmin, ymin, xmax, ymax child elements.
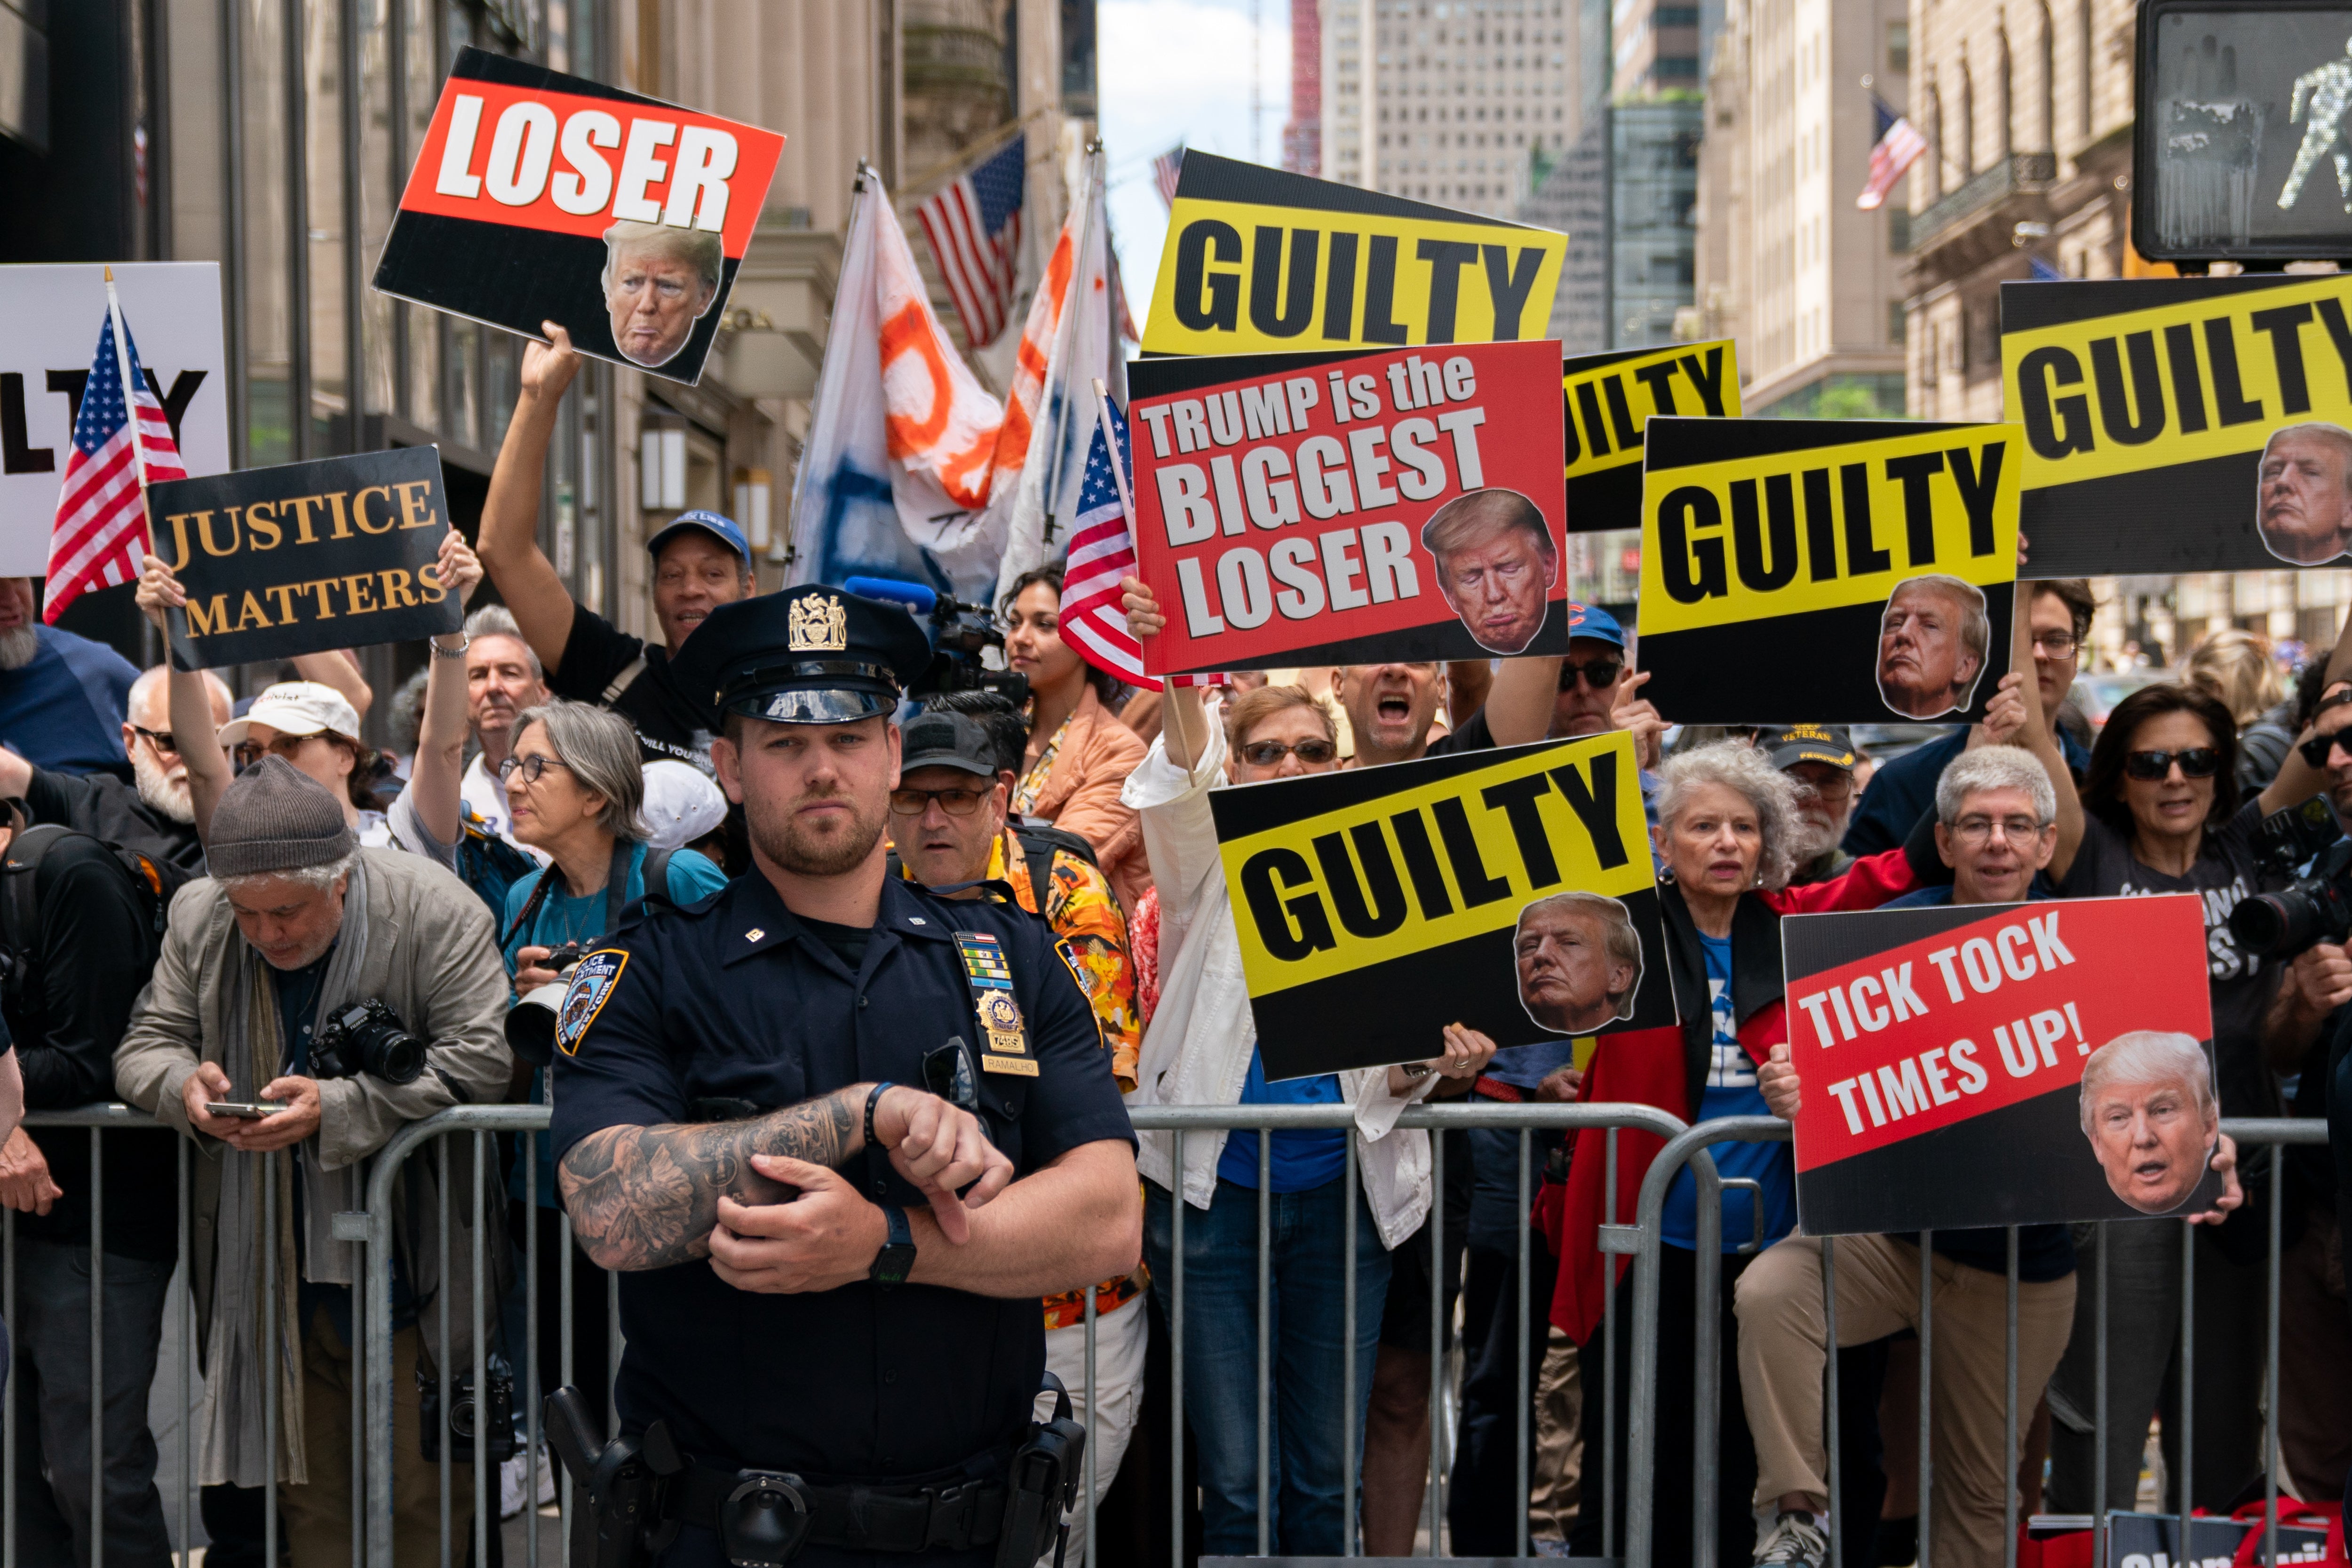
<box><xmin>955</xmin><ymin>931</ymin><xmax>1036</xmax><ymax>1075</ymax></box>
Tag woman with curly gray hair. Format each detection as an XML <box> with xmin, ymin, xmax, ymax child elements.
<box><xmin>1559</xmin><ymin>736</ymin><xmax>1949</xmax><ymax>1568</ymax></box>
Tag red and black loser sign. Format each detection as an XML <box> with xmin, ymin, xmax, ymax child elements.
<box><xmin>373</xmin><ymin>48</ymin><xmax>786</xmax><ymax>386</ymax></box>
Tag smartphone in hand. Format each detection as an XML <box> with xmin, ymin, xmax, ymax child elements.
<box><xmin>205</xmin><ymin>1101</ymin><xmax>287</xmax><ymax>1120</ymax></box>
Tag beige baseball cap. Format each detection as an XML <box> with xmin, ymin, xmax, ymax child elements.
<box><xmin>216</xmin><ymin>681</ymin><xmax>363</xmax><ymax>749</ymax></box>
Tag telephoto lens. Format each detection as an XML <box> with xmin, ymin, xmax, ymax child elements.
<box><xmin>505</xmin><ymin>946</ymin><xmax>588</xmax><ymax>1067</ymax></box>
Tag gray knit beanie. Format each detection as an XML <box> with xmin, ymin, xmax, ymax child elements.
<box><xmin>207</xmin><ymin>756</ymin><xmax>358</xmax><ymax>878</ymax></box>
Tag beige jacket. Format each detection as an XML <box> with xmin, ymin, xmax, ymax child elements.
<box><xmin>113</xmin><ymin>847</ymin><xmax>515</xmax><ymax>1364</ymax></box>
<box><xmin>1027</xmin><ymin>685</ymin><xmax>1152</xmax><ymax>909</ymax></box>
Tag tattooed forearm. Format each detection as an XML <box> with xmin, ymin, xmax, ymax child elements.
<box><xmin>558</xmin><ymin>1090</ymin><xmax>860</xmax><ymax>1270</ymax></box>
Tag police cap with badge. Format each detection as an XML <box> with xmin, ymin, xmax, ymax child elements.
<box><xmin>676</xmin><ymin>584</ymin><xmax>936</xmax><ymax>726</ymax></box>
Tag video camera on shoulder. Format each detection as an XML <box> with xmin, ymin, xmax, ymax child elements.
<box><xmin>312</xmin><ymin>999</ymin><xmax>427</xmax><ymax>1085</ymax></box>
<box><xmin>843</xmin><ymin>575</ymin><xmax>1030</xmax><ymax>704</ymax></box>
<box><xmin>2230</xmin><ymin>797</ymin><xmax>2352</xmax><ymax>959</ymax></box>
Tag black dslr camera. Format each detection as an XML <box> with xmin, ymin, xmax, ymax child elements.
<box><xmin>417</xmin><ymin>1352</ymin><xmax>517</xmax><ymax>1463</ymax></box>
<box><xmin>311</xmin><ymin>999</ymin><xmax>427</xmax><ymax>1085</ymax></box>
<box><xmin>2227</xmin><ymin>796</ymin><xmax>2351</xmax><ymax>960</ymax></box>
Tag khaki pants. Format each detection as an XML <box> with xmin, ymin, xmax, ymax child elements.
<box><xmin>1530</xmin><ymin>1326</ymin><xmax>1582</xmax><ymax>1543</ymax></box>
<box><xmin>1735</xmin><ymin>1234</ymin><xmax>2074</xmax><ymax>1568</ymax></box>
<box><xmin>279</xmin><ymin>1305</ymin><xmax>476</xmax><ymax>1568</ymax></box>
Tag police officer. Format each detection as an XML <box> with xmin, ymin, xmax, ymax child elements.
<box><xmin>548</xmin><ymin>585</ymin><xmax>1141</xmax><ymax>1567</ymax></box>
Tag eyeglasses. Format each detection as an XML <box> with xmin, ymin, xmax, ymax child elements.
<box><xmin>497</xmin><ymin>753</ymin><xmax>572</xmax><ymax>784</ymax></box>
<box><xmin>1953</xmin><ymin>814</ymin><xmax>2050</xmax><ymax>845</ymax></box>
<box><xmin>2298</xmin><ymin>729</ymin><xmax>2352</xmax><ymax>769</ymax></box>
<box><xmin>1239</xmin><ymin>739</ymin><xmax>1339</xmax><ymax>766</ymax></box>
<box><xmin>2122</xmin><ymin>748</ymin><xmax>2221</xmax><ymax>781</ymax></box>
<box><xmin>1791</xmin><ymin>774</ymin><xmax>1855</xmax><ymax>803</ymax></box>
<box><xmin>232</xmin><ymin>734</ymin><xmax>318</xmax><ymax>768</ymax></box>
<box><xmin>131</xmin><ymin>725</ymin><xmax>179</xmax><ymax>756</ymax></box>
<box><xmin>2030</xmin><ymin>630</ymin><xmax>2080</xmax><ymax>656</ymax></box>
<box><xmin>888</xmin><ymin>786</ymin><xmax>989</xmax><ymax>816</ymax></box>
<box><xmin>1558</xmin><ymin>658</ymin><xmax>1624</xmax><ymax>692</ymax></box>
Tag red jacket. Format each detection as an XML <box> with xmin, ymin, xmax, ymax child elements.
<box><xmin>1537</xmin><ymin>846</ymin><xmax>1923</xmax><ymax>1344</ymax></box>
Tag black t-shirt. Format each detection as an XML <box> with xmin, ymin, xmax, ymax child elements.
<box><xmin>2058</xmin><ymin>798</ymin><xmax>2280</xmax><ymax>1119</ymax></box>
<box><xmin>548</xmin><ymin>600</ymin><xmax>720</xmax><ymax>772</ymax></box>
<box><xmin>24</xmin><ymin>767</ymin><xmax>205</xmax><ymax>879</ymax></box>
<box><xmin>1423</xmin><ymin>707</ymin><xmax>1495</xmax><ymax>757</ymax></box>
<box><xmin>5</xmin><ymin>834</ymin><xmax>177</xmax><ymax>1260</ymax></box>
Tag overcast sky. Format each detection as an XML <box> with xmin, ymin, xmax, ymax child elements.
<box><xmin>1099</xmin><ymin>0</ymin><xmax>1292</xmax><ymax>341</ymax></box>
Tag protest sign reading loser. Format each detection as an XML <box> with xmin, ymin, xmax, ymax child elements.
<box><xmin>1780</xmin><ymin>895</ymin><xmax>2218</xmax><ymax>1236</ymax></box>
<box><xmin>2000</xmin><ymin>273</ymin><xmax>2352</xmax><ymax>575</ymax></box>
<box><xmin>1561</xmin><ymin>340</ymin><xmax>1740</xmax><ymax>534</ymax></box>
<box><xmin>1637</xmin><ymin>416</ymin><xmax>2020</xmax><ymax>725</ymax></box>
<box><xmin>1210</xmin><ymin>732</ymin><xmax>1675</xmax><ymax>1080</ymax></box>
<box><xmin>1142</xmin><ymin>153</ymin><xmax>1568</xmax><ymax>356</ymax></box>
<box><xmin>1129</xmin><ymin>341</ymin><xmax>1568</xmax><ymax>675</ymax></box>
<box><xmin>149</xmin><ymin>446</ymin><xmax>461</xmax><ymax>670</ymax></box>
<box><xmin>374</xmin><ymin>48</ymin><xmax>785</xmax><ymax>387</ymax></box>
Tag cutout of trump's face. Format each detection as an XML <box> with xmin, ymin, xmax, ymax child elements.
<box><xmin>2080</xmin><ymin>1039</ymin><xmax>2219</xmax><ymax>1215</ymax></box>
<box><xmin>1514</xmin><ymin>895</ymin><xmax>1641</xmax><ymax>1036</ymax></box>
<box><xmin>1876</xmin><ymin>578</ymin><xmax>1988</xmax><ymax>719</ymax></box>
<box><xmin>1423</xmin><ymin>490</ymin><xmax>1558</xmax><ymax>655</ymax></box>
<box><xmin>2257</xmin><ymin>424</ymin><xmax>2352</xmax><ymax>565</ymax></box>
<box><xmin>604</xmin><ymin>235</ymin><xmax>720</xmax><ymax>369</ymax></box>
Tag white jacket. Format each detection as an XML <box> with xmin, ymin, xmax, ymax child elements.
<box><xmin>1120</xmin><ymin>724</ymin><xmax>1436</xmax><ymax>1250</ymax></box>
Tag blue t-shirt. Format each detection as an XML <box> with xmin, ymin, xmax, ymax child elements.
<box><xmin>506</xmin><ymin>842</ymin><xmax>729</xmax><ymax>1206</ymax></box>
<box><xmin>1217</xmin><ymin>1048</ymin><xmax>1348</xmax><ymax>1193</ymax></box>
<box><xmin>1662</xmin><ymin>932</ymin><xmax>1796</xmax><ymax>1251</ymax></box>
<box><xmin>0</xmin><ymin>626</ymin><xmax>137</xmax><ymax>778</ymax></box>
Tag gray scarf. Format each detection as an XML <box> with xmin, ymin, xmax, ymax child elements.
<box><xmin>200</xmin><ymin>857</ymin><xmax>372</xmax><ymax>1489</ymax></box>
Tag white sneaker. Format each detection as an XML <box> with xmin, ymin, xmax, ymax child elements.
<box><xmin>1755</xmin><ymin>1511</ymin><xmax>1830</xmax><ymax>1568</ymax></box>
<box><xmin>500</xmin><ymin>1451</ymin><xmax>530</xmax><ymax>1519</ymax></box>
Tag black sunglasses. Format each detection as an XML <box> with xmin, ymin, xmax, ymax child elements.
<box><xmin>131</xmin><ymin>725</ymin><xmax>178</xmax><ymax>755</ymax></box>
<box><xmin>2123</xmin><ymin>748</ymin><xmax>2221</xmax><ymax>781</ymax></box>
<box><xmin>1558</xmin><ymin>658</ymin><xmax>1624</xmax><ymax>692</ymax></box>
<box><xmin>1239</xmin><ymin>739</ymin><xmax>1338</xmax><ymax>766</ymax></box>
<box><xmin>2298</xmin><ymin>729</ymin><xmax>2352</xmax><ymax>769</ymax></box>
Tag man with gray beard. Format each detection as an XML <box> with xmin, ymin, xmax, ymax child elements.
<box><xmin>0</xmin><ymin>664</ymin><xmax>230</xmax><ymax>878</ymax></box>
<box><xmin>0</xmin><ymin>577</ymin><xmax>141</xmax><ymax>777</ymax></box>
<box><xmin>1756</xmin><ymin>725</ymin><xmax>1861</xmax><ymax>886</ymax></box>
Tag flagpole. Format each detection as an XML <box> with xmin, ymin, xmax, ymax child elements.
<box><xmin>103</xmin><ymin>267</ymin><xmax>158</xmax><ymax>565</ymax></box>
<box><xmin>1091</xmin><ymin>378</ymin><xmax>1134</xmax><ymax>526</ymax></box>
<box><xmin>1040</xmin><ymin>147</ymin><xmax>1105</xmax><ymax>544</ymax></box>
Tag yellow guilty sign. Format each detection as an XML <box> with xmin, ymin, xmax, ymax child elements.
<box><xmin>1142</xmin><ymin>155</ymin><xmax>1566</xmax><ymax>355</ymax></box>
<box><xmin>2002</xmin><ymin>274</ymin><xmax>2352</xmax><ymax>486</ymax></box>
<box><xmin>1217</xmin><ymin>733</ymin><xmax>1651</xmax><ymax>995</ymax></box>
<box><xmin>1637</xmin><ymin>421</ymin><xmax>2020</xmax><ymax>636</ymax></box>
<box><xmin>1563</xmin><ymin>340</ymin><xmax>1741</xmax><ymax>481</ymax></box>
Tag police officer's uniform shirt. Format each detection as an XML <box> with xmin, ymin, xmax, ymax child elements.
<box><xmin>549</xmin><ymin>870</ymin><xmax>1135</xmax><ymax>1480</ymax></box>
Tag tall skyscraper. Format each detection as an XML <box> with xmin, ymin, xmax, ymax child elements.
<box><xmin>1320</xmin><ymin>0</ymin><xmax>1578</xmax><ymax>214</ymax></box>
<box><xmin>1287</xmin><ymin>0</ymin><xmax>1325</xmax><ymax>172</ymax></box>
<box><xmin>1692</xmin><ymin>0</ymin><xmax>1911</xmax><ymax>414</ymax></box>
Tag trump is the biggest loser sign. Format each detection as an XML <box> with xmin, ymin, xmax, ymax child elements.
<box><xmin>373</xmin><ymin>49</ymin><xmax>785</xmax><ymax>387</ymax></box>
<box><xmin>1129</xmin><ymin>341</ymin><xmax>1569</xmax><ymax>676</ymax></box>
<box><xmin>1780</xmin><ymin>895</ymin><xmax>2219</xmax><ymax>1235</ymax></box>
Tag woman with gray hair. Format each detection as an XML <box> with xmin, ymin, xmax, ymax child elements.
<box><xmin>1557</xmin><ymin>737</ymin><xmax>1950</xmax><ymax>1568</ymax></box>
<box><xmin>496</xmin><ymin>698</ymin><xmax>729</xmax><ymax>1433</ymax></box>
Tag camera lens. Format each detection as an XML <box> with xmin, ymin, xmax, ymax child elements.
<box><xmin>2228</xmin><ymin>889</ymin><xmax>2306</xmax><ymax>959</ymax></box>
<box><xmin>367</xmin><ymin>1030</ymin><xmax>426</xmax><ymax>1085</ymax></box>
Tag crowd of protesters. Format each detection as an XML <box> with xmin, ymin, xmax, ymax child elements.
<box><xmin>0</xmin><ymin>334</ymin><xmax>2347</xmax><ymax>1568</ymax></box>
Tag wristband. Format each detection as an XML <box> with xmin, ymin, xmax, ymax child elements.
<box><xmin>864</xmin><ymin>1081</ymin><xmax>894</xmax><ymax>1151</ymax></box>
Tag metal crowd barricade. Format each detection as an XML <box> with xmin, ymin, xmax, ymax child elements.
<box><xmin>1624</xmin><ymin>1116</ymin><xmax>2332</xmax><ymax>1568</ymax></box>
<box><xmin>0</xmin><ymin>1101</ymin><xmax>2325</xmax><ymax>1568</ymax></box>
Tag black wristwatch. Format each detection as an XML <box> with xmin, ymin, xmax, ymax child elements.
<box><xmin>871</xmin><ymin>1202</ymin><xmax>916</xmax><ymax>1288</ymax></box>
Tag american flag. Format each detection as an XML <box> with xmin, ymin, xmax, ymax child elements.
<box><xmin>916</xmin><ymin>135</ymin><xmax>1027</xmax><ymax>350</ymax></box>
<box><xmin>1152</xmin><ymin>145</ymin><xmax>1185</xmax><ymax>209</ymax></box>
<box><xmin>45</xmin><ymin>300</ymin><xmax>184</xmax><ymax>624</ymax></box>
<box><xmin>1061</xmin><ymin>389</ymin><xmax>1215</xmax><ymax>691</ymax></box>
<box><xmin>1856</xmin><ymin>95</ymin><xmax>1929</xmax><ymax>212</ymax></box>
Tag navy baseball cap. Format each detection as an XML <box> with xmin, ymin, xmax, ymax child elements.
<box><xmin>646</xmin><ymin>509</ymin><xmax>750</xmax><ymax>565</ymax></box>
<box><xmin>1568</xmin><ymin>602</ymin><xmax>1626</xmax><ymax>651</ymax></box>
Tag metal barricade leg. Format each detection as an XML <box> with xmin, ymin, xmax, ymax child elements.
<box><xmin>526</xmin><ymin>1130</ymin><xmax>542</xmax><ymax>1568</ymax></box>
<box><xmin>263</xmin><ymin>1154</ymin><xmax>278</xmax><ymax>1568</ymax></box>
<box><xmin>1343</xmin><ymin>1132</ymin><xmax>1359</xmax><ymax>1559</ymax></box>
<box><xmin>2265</xmin><ymin>1162</ymin><xmax>2282</xmax><ymax>1568</ymax></box>
<box><xmin>1604</xmin><ymin>1129</ymin><xmax>1617</xmax><ymax>1561</ymax></box>
<box><xmin>473</xmin><ymin>1130</ymin><xmax>489</xmax><ymax>1568</ymax></box>
<box><xmin>1169</xmin><ymin>1128</ymin><xmax>1185</xmax><ymax>1568</ymax></box>
<box><xmin>1428</xmin><ymin>1129</ymin><xmax>1444</xmax><ymax>1559</ymax></box>
<box><xmin>1516</xmin><ymin>1129</ymin><xmax>1532</xmax><ymax>1561</ymax></box>
<box><xmin>1258</xmin><ymin>1133</ymin><xmax>1271</xmax><ymax>1557</ymax></box>
<box><xmin>1917</xmin><ymin>1229</ymin><xmax>1931</xmax><ymax>1568</ymax></box>
<box><xmin>2005</xmin><ymin>1228</ymin><xmax>2019</xmax><ymax>1568</ymax></box>
<box><xmin>2093</xmin><ymin>1223</ymin><xmax>2107</xmax><ymax>1568</ymax></box>
<box><xmin>1693</xmin><ymin>1159</ymin><xmax>1721</xmax><ymax>1568</ymax></box>
<box><xmin>2177</xmin><ymin>1217</ymin><xmax>2193</xmax><ymax>1529</ymax></box>
<box><xmin>1825</xmin><ymin>1236</ymin><xmax>1840</xmax><ymax>1568</ymax></box>
<box><xmin>87</xmin><ymin>1128</ymin><xmax>100</xmax><ymax>1568</ymax></box>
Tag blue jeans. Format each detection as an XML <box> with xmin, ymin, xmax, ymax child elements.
<box><xmin>1144</xmin><ymin>1173</ymin><xmax>1391</xmax><ymax>1556</ymax></box>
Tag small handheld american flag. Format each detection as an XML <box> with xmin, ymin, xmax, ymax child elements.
<box><xmin>1060</xmin><ymin>382</ymin><xmax>1216</xmax><ymax>692</ymax></box>
<box><xmin>916</xmin><ymin>135</ymin><xmax>1027</xmax><ymax>350</ymax></box>
<box><xmin>45</xmin><ymin>275</ymin><xmax>186</xmax><ymax>624</ymax></box>
<box><xmin>1856</xmin><ymin>95</ymin><xmax>1929</xmax><ymax>212</ymax></box>
<box><xmin>1152</xmin><ymin>146</ymin><xmax>1185</xmax><ymax>210</ymax></box>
